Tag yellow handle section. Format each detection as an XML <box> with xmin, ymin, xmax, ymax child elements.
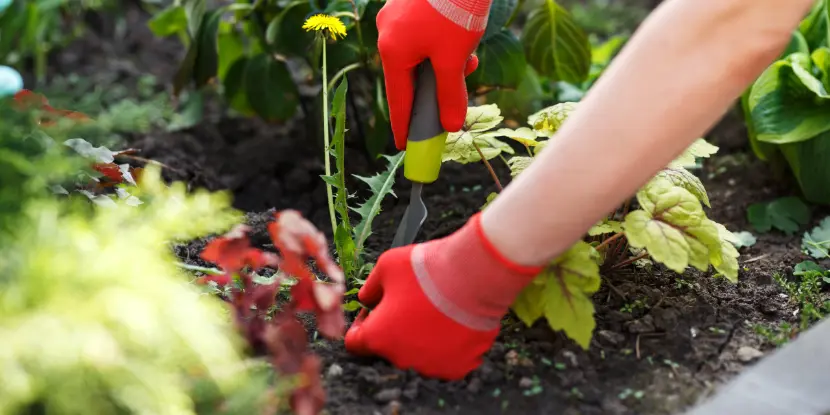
<box><xmin>404</xmin><ymin>132</ymin><xmax>447</xmax><ymax>184</ymax></box>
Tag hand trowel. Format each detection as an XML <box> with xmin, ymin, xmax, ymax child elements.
<box><xmin>390</xmin><ymin>60</ymin><xmax>447</xmax><ymax>248</ymax></box>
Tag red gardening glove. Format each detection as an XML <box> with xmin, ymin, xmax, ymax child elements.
<box><xmin>376</xmin><ymin>0</ymin><xmax>491</xmax><ymax>150</ymax></box>
<box><xmin>344</xmin><ymin>213</ymin><xmax>543</xmax><ymax>380</ymax></box>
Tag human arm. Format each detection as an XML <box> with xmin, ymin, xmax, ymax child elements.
<box><xmin>482</xmin><ymin>0</ymin><xmax>815</xmax><ymax>266</ymax></box>
<box><xmin>344</xmin><ymin>0</ymin><xmax>815</xmax><ymax>380</ymax></box>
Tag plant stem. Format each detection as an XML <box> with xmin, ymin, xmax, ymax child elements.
<box><xmin>611</xmin><ymin>252</ymin><xmax>650</xmax><ymax>270</ymax></box>
<box><xmin>175</xmin><ymin>262</ymin><xmax>223</xmax><ymax>275</ymax></box>
<box><xmin>473</xmin><ymin>142</ymin><xmax>504</xmax><ymax>192</ymax></box>
<box><xmin>322</xmin><ymin>39</ymin><xmax>337</xmax><ymax>237</ymax></box>
<box><xmin>595</xmin><ymin>232</ymin><xmax>624</xmax><ymax>251</ymax></box>
<box><xmin>328</xmin><ymin>63</ymin><xmax>361</xmax><ymax>92</ymax></box>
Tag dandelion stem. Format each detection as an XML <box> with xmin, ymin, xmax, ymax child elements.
<box><xmin>322</xmin><ymin>40</ymin><xmax>337</xmax><ymax>237</ymax></box>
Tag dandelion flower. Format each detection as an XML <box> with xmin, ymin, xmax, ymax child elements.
<box><xmin>302</xmin><ymin>14</ymin><xmax>347</xmax><ymax>40</ymax></box>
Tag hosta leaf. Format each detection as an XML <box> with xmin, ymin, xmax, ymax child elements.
<box><xmin>443</xmin><ymin>105</ymin><xmax>514</xmax><ymax>164</ymax></box>
<box><xmin>802</xmin><ymin>216</ymin><xmax>830</xmax><ymax>259</ymax></box>
<box><xmin>528</xmin><ymin>102</ymin><xmax>578</xmax><ymax>137</ymax></box>
<box><xmin>672</xmin><ymin>138</ymin><xmax>719</xmax><ymax>168</ymax></box>
<box><xmin>624</xmin><ymin>177</ymin><xmax>717</xmax><ymax>274</ymax></box>
<box><xmin>507</xmin><ymin>156</ymin><xmax>533</xmax><ymax>177</ymax></box>
<box><xmin>468</xmin><ymin>29</ymin><xmax>526</xmax><ymax>89</ymax></box>
<box><xmin>351</xmin><ymin>153</ymin><xmax>404</xmax><ymax>250</ymax></box>
<box><xmin>540</xmin><ymin>241</ymin><xmax>601</xmax><ymax>349</ymax></box>
<box><xmin>588</xmin><ymin>219</ymin><xmax>622</xmax><ymax>236</ymax></box>
<box><xmin>747</xmin><ymin>196</ymin><xmax>811</xmax><ymax>235</ymax></box>
<box><xmin>520</xmin><ymin>0</ymin><xmax>591</xmax><ymax>83</ymax></box>
<box><xmin>748</xmin><ymin>50</ymin><xmax>830</xmax><ymax>145</ymax></box>
<box><xmin>798</xmin><ymin>0</ymin><xmax>829</xmax><ymax>51</ymax></box>
<box><xmin>655</xmin><ymin>166</ymin><xmax>710</xmax><ymax>207</ymax></box>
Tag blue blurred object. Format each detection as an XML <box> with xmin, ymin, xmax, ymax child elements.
<box><xmin>0</xmin><ymin>0</ymin><xmax>11</xmax><ymax>13</ymax></box>
<box><xmin>0</xmin><ymin>65</ymin><xmax>23</xmax><ymax>97</ymax></box>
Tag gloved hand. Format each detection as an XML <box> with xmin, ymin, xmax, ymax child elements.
<box><xmin>343</xmin><ymin>213</ymin><xmax>543</xmax><ymax>380</ymax></box>
<box><xmin>376</xmin><ymin>0</ymin><xmax>490</xmax><ymax>149</ymax></box>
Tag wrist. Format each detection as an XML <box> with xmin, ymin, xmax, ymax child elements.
<box><xmin>425</xmin><ymin>0</ymin><xmax>492</xmax><ymax>31</ymax></box>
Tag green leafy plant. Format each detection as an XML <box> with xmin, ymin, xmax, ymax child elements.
<box><xmin>442</xmin><ymin>102</ymin><xmax>739</xmax><ymax>348</ymax></box>
<box><xmin>802</xmin><ymin>216</ymin><xmax>830</xmax><ymax>259</ymax></box>
<box><xmin>741</xmin><ymin>0</ymin><xmax>830</xmax><ymax>204</ymax></box>
<box><xmin>755</xmin><ymin>265</ymin><xmax>830</xmax><ymax>346</ymax></box>
<box><xmin>747</xmin><ymin>196</ymin><xmax>812</xmax><ymax>235</ymax></box>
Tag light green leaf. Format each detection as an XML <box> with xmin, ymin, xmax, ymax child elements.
<box><xmin>63</xmin><ymin>138</ymin><xmax>115</xmax><ymax>163</ymax></box>
<box><xmin>747</xmin><ymin>196</ymin><xmax>811</xmax><ymax>235</ymax></box>
<box><xmin>794</xmin><ymin>260</ymin><xmax>824</xmax><ymax>276</ymax></box>
<box><xmin>730</xmin><ymin>231</ymin><xmax>757</xmax><ymax>249</ymax></box>
<box><xmin>443</xmin><ymin>104</ymin><xmax>514</xmax><ymax>164</ymax></box>
<box><xmin>147</xmin><ymin>5</ymin><xmax>188</xmax><ymax>37</ymax></box>
<box><xmin>655</xmin><ymin>166</ymin><xmax>710</xmax><ymax>207</ymax></box>
<box><xmin>624</xmin><ymin>177</ymin><xmax>715</xmax><ymax>274</ymax></box>
<box><xmin>352</xmin><ymin>153</ymin><xmax>405</xmax><ymax>251</ymax></box>
<box><xmin>707</xmin><ymin>222</ymin><xmax>740</xmax><ymax>282</ymax></box>
<box><xmin>588</xmin><ymin>219</ymin><xmax>622</xmax><ymax>236</ymax></box>
<box><xmin>528</xmin><ymin>102</ymin><xmax>578</xmax><ymax>137</ymax></box>
<box><xmin>749</xmin><ymin>50</ymin><xmax>830</xmax><ymax>145</ymax></box>
<box><xmin>468</xmin><ymin>29</ymin><xmax>527</xmax><ymax>89</ymax></box>
<box><xmin>481</xmin><ymin>192</ymin><xmax>499</xmax><ymax>210</ymax></box>
<box><xmin>489</xmin><ymin>127</ymin><xmax>538</xmax><ymax>147</ymax></box>
<box><xmin>511</xmin><ymin>275</ymin><xmax>546</xmax><ymax>327</ymax></box>
<box><xmin>541</xmin><ymin>241</ymin><xmax>601</xmax><ymax>349</ymax></box>
<box><xmin>507</xmin><ymin>156</ymin><xmax>533</xmax><ymax>177</ymax></box>
<box><xmin>802</xmin><ymin>216</ymin><xmax>830</xmax><ymax>259</ymax></box>
<box><xmin>671</xmin><ymin>138</ymin><xmax>719</xmax><ymax>168</ymax></box>
<box><xmin>798</xmin><ymin>0</ymin><xmax>829</xmax><ymax>51</ymax></box>
<box><xmin>520</xmin><ymin>0</ymin><xmax>591</xmax><ymax>83</ymax></box>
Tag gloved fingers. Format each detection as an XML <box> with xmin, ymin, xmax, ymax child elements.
<box><xmin>344</xmin><ymin>308</ymin><xmax>379</xmax><ymax>356</ymax></box>
<box><xmin>378</xmin><ymin>41</ymin><xmax>416</xmax><ymax>150</ymax></box>
<box><xmin>464</xmin><ymin>54</ymin><xmax>479</xmax><ymax>77</ymax></box>
<box><xmin>356</xmin><ymin>253</ymin><xmax>388</xmax><ymax>307</ymax></box>
<box><xmin>433</xmin><ymin>59</ymin><xmax>470</xmax><ymax>133</ymax></box>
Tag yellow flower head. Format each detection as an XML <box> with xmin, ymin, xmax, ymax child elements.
<box><xmin>302</xmin><ymin>14</ymin><xmax>347</xmax><ymax>40</ymax></box>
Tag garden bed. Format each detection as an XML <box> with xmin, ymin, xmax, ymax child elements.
<box><xmin>44</xmin><ymin>5</ymin><xmax>830</xmax><ymax>415</ymax></box>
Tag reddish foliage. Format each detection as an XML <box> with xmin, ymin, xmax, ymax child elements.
<box><xmin>199</xmin><ymin>210</ymin><xmax>345</xmax><ymax>415</ymax></box>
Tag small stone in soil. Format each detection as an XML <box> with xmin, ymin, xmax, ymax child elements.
<box><xmin>358</xmin><ymin>367</ymin><xmax>381</xmax><ymax>384</ymax></box>
<box><xmin>326</xmin><ymin>363</ymin><xmax>343</xmax><ymax>378</ymax></box>
<box><xmin>383</xmin><ymin>400</ymin><xmax>401</xmax><ymax>415</ymax></box>
<box><xmin>374</xmin><ymin>388</ymin><xmax>402</xmax><ymax>403</ymax></box>
<box><xmin>626</xmin><ymin>314</ymin><xmax>655</xmax><ymax>333</ymax></box>
<box><xmin>596</xmin><ymin>330</ymin><xmax>626</xmax><ymax>347</ymax></box>
<box><xmin>561</xmin><ymin>350</ymin><xmax>579</xmax><ymax>367</ymax></box>
<box><xmin>505</xmin><ymin>349</ymin><xmax>519</xmax><ymax>366</ymax></box>
<box><xmin>519</xmin><ymin>377</ymin><xmax>534</xmax><ymax>388</ymax></box>
<box><xmin>466</xmin><ymin>377</ymin><xmax>482</xmax><ymax>394</ymax></box>
<box><xmin>737</xmin><ymin>346</ymin><xmax>764</xmax><ymax>362</ymax></box>
<box><xmin>403</xmin><ymin>379</ymin><xmax>420</xmax><ymax>400</ymax></box>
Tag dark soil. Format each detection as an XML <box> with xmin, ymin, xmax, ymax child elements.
<box><xmin>41</xmin><ymin>3</ymin><xmax>830</xmax><ymax>414</ymax></box>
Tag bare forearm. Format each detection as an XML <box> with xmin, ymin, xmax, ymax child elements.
<box><xmin>482</xmin><ymin>0</ymin><xmax>814</xmax><ymax>266</ymax></box>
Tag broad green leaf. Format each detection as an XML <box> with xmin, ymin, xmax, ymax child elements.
<box><xmin>468</xmin><ymin>29</ymin><xmax>526</xmax><ymax>89</ymax></box>
<box><xmin>528</xmin><ymin>102</ymin><xmax>578</xmax><ymax>137</ymax></box>
<box><xmin>483</xmin><ymin>0</ymin><xmax>518</xmax><ymax>40</ymax></box>
<box><xmin>588</xmin><ymin>219</ymin><xmax>622</xmax><ymax>236</ymax></box>
<box><xmin>749</xmin><ymin>50</ymin><xmax>830</xmax><ymax>145</ymax></box>
<box><xmin>778</xmin><ymin>129</ymin><xmax>830</xmax><ymax>204</ymax></box>
<box><xmin>520</xmin><ymin>0</ymin><xmax>591</xmax><ymax>83</ymax></box>
<box><xmin>671</xmin><ymin>138</ymin><xmax>719</xmax><ymax>168</ymax></box>
<box><xmin>184</xmin><ymin>0</ymin><xmax>206</xmax><ymax>39</ymax></box>
<box><xmin>730</xmin><ymin>231</ymin><xmax>757</xmax><ymax>249</ymax></box>
<box><xmin>489</xmin><ymin>66</ymin><xmax>545</xmax><ymax>122</ymax></box>
<box><xmin>507</xmin><ymin>156</ymin><xmax>533</xmax><ymax>177</ymax></box>
<box><xmin>147</xmin><ymin>5</ymin><xmax>188</xmax><ymax>37</ymax></box>
<box><xmin>193</xmin><ymin>8</ymin><xmax>223</xmax><ymax>88</ymax></box>
<box><xmin>794</xmin><ymin>260</ymin><xmax>824</xmax><ymax>276</ymax></box>
<box><xmin>443</xmin><ymin>104</ymin><xmax>514</xmax><ymax>164</ymax></box>
<box><xmin>352</xmin><ymin>153</ymin><xmax>405</xmax><ymax>251</ymax></box>
<box><xmin>243</xmin><ymin>54</ymin><xmax>299</xmax><ymax>122</ymax></box>
<box><xmin>172</xmin><ymin>40</ymin><xmax>199</xmax><ymax>96</ymax></box>
<box><xmin>798</xmin><ymin>0</ymin><xmax>829</xmax><ymax>50</ymax></box>
<box><xmin>708</xmin><ymin>222</ymin><xmax>740</xmax><ymax>282</ymax></box>
<box><xmin>167</xmin><ymin>89</ymin><xmax>204</xmax><ymax>131</ymax></box>
<box><xmin>655</xmin><ymin>166</ymin><xmax>710</xmax><ymax>207</ymax></box>
<box><xmin>747</xmin><ymin>196</ymin><xmax>811</xmax><ymax>235</ymax></box>
<box><xmin>802</xmin><ymin>216</ymin><xmax>830</xmax><ymax>259</ymax></box>
<box><xmin>63</xmin><ymin>138</ymin><xmax>114</xmax><ymax>163</ymax></box>
<box><xmin>222</xmin><ymin>57</ymin><xmax>255</xmax><ymax>116</ymax></box>
<box><xmin>624</xmin><ymin>177</ymin><xmax>715</xmax><ymax>274</ymax></box>
<box><xmin>217</xmin><ymin>25</ymin><xmax>245</xmax><ymax>82</ymax></box>
<box><xmin>541</xmin><ymin>241</ymin><xmax>601</xmax><ymax>349</ymax></box>
<box><xmin>481</xmin><ymin>192</ymin><xmax>498</xmax><ymax>210</ymax></box>
<box><xmin>511</xmin><ymin>275</ymin><xmax>546</xmax><ymax>327</ymax></box>
<box><xmin>782</xmin><ymin>30</ymin><xmax>810</xmax><ymax>58</ymax></box>
<box><xmin>490</xmin><ymin>127</ymin><xmax>538</xmax><ymax>147</ymax></box>
<box><xmin>265</xmin><ymin>1</ymin><xmax>306</xmax><ymax>46</ymax></box>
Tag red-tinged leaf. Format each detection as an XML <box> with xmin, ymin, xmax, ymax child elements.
<box><xmin>290</xmin><ymin>278</ymin><xmax>317</xmax><ymax>311</ymax></box>
<box><xmin>13</xmin><ymin>90</ymin><xmax>48</xmax><ymax>111</ymax></box>
<box><xmin>250</xmin><ymin>281</ymin><xmax>280</xmax><ymax>311</ymax></box>
<box><xmin>92</xmin><ymin>163</ymin><xmax>124</xmax><ymax>182</ymax></box>
<box><xmin>290</xmin><ymin>355</ymin><xmax>326</xmax><ymax>415</ymax></box>
<box><xmin>131</xmin><ymin>167</ymin><xmax>144</xmax><ymax>184</ymax></box>
<box><xmin>316</xmin><ymin>304</ymin><xmax>346</xmax><ymax>339</ymax></box>
<box><xmin>263</xmin><ymin>317</ymin><xmax>309</xmax><ymax>374</ymax></box>
<box><xmin>200</xmin><ymin>224</ymin><xmax>277</xmax><ymax>277</ymax></box>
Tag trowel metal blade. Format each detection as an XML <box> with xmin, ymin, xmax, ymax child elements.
<box><xmin>391</xmin><ymin>182</ymin><xmax>427</xmax><ymax>248</ymax></box>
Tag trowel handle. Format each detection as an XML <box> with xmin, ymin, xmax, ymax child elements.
<box><xmin>403</xmin><ymin>59</ymin><xmax>447</xmax><ymax>184</ymax></box>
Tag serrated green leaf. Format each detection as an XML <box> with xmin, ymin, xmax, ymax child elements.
<box><xmin>540</xmin><ymin>241</ymin><xmax>600</xmax><ymax>349</ymax></box>
<box><xmin>624</xmin><ymin>177</ymin><xmax>716</xmax><ymax>274</ymax></box>
<box><xmin>520</xmin><ymin>0</ymin><xmax>591</xmax><ymax>83</ymax></box>
<box><xmin>655</xmin><ymin>166</ymin><xmax>710</xmax><ymax>207</ymax></box>
<box><xmin>528</xmin><ymin>102</ymin><xmax>578</xmax><ymax>137</ymax></box>
<box><xmin>443</xmin><ymin>105</ymin><xmax>514</xmax><ymax>164</ymax></box>
<box><xmin>352</xmin><ymin>152</ymin><xmax>404</xmax><ymax>250</ymax></box>
<box><xmin>507</xmin><ymin>156</ymin><xmax>533</xmax><ymax>177</ymax></box>
<box><xmin>747</xmin><ymin>196</ymin><xmax>811</xmax><ymax>235</ymax></box>
<box><xmin>708</xmin><ymin>222</ymin><xmax>740</xmax><ymax>282</ymax></box>
<box><xmin>588</xmin><ymin>219</ymin><xmax>622</xmax><ymax>236</ymax></box>
<box><xmin>802</xmin><ymin>216</ymin><xmax>830</xmax><ymax>259</ymax></box>
<box><xmin>671</xmin><ymin>138</ymin><xmax>719</xmax><ymax>168</ymax></box>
